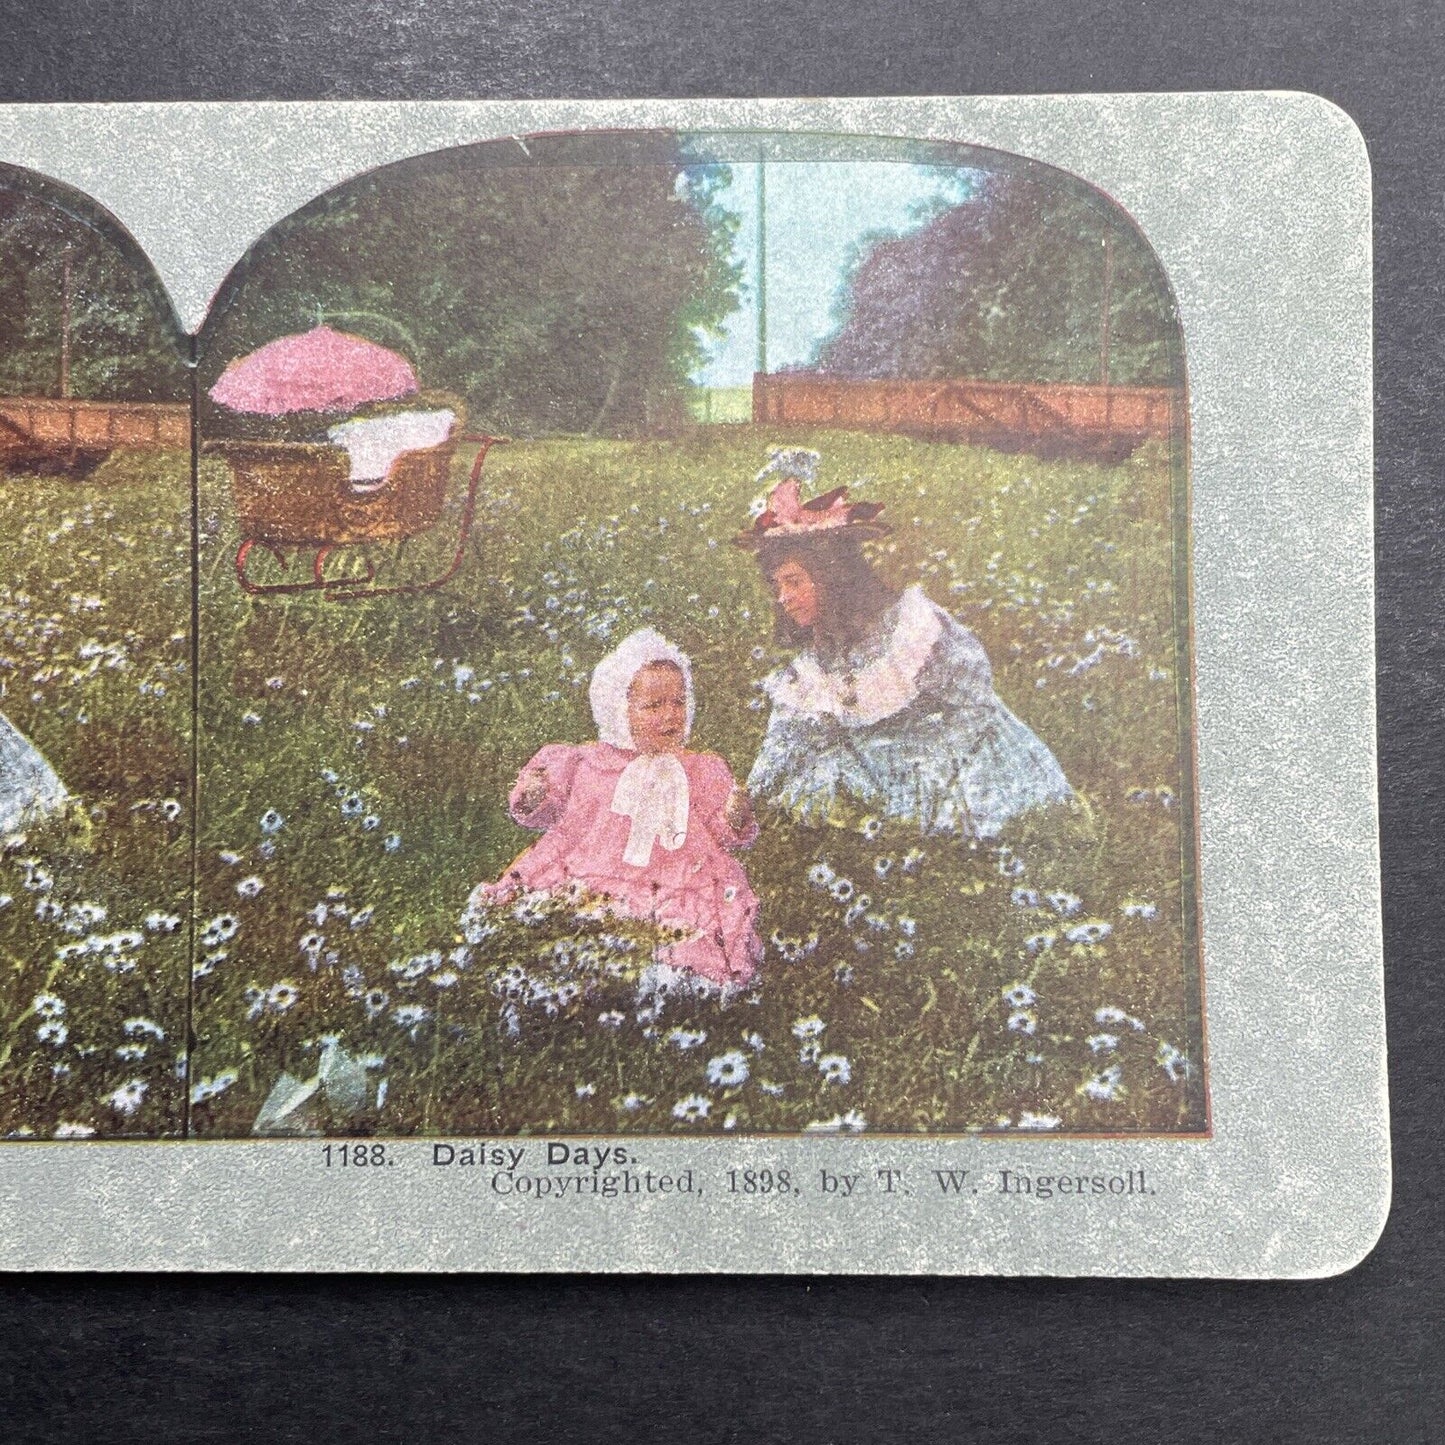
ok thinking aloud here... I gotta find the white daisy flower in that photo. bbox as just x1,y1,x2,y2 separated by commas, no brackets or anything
804,1109,867,1134
665,1027,708,1051
190,1071,238,1105
201,913,239,947
1158,1043,1191,1082
1081,1064,1125,1102
705,1051,750,1088
267,982,300,1012
106,1079,148,1116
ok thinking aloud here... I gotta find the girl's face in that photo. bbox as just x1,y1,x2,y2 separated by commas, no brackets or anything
769,559,820,629
627,662,688,754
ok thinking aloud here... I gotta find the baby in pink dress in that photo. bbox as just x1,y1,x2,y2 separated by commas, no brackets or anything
472,628,763,987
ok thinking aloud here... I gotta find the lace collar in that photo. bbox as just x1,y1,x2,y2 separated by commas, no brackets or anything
763,586,943,726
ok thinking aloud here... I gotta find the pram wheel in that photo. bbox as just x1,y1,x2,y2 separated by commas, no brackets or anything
234,540,381,595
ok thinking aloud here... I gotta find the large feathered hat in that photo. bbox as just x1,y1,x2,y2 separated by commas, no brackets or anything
733,449,888,549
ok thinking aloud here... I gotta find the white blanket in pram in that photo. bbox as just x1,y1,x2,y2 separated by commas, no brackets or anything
327,409,456,489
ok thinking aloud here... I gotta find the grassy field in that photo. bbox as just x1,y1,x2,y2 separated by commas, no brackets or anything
0,450,192,1138
687,387,755,425
0,425,1204,1138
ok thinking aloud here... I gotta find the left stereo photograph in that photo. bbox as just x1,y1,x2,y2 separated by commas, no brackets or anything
0,165,194,1140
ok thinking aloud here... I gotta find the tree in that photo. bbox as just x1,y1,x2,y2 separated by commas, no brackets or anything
0,176,188,402
813,169,1181,387
199,137,743,437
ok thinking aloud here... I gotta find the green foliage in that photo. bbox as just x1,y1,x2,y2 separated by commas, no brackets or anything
0,427,1203,1139
0,178,189,402
199,145,742,439
815,170,1181,387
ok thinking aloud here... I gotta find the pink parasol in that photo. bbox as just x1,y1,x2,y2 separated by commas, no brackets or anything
209,325,418,416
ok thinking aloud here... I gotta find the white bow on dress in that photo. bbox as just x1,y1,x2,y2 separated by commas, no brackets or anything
610,752,690,867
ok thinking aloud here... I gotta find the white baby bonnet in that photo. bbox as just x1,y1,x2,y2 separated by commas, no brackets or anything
588,628,696,868
588,627,694,751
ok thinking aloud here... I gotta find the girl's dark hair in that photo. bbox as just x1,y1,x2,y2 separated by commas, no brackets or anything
757,533,900,660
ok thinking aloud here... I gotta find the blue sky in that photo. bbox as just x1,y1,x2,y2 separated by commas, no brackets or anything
693,161,975,388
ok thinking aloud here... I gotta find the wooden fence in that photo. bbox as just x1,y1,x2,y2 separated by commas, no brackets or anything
752,374,1183,462
0,396,190,475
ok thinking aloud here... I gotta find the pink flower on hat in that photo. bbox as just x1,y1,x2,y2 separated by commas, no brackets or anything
736,475,888,548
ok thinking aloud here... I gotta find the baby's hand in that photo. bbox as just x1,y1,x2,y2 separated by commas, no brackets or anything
516,766,549,814
724,785,755,834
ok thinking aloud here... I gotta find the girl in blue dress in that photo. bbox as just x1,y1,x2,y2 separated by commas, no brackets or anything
0,711,69,835
738,460,1071,838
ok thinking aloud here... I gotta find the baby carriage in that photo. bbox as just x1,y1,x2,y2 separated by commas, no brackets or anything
205,324,507,599
204,410,505,600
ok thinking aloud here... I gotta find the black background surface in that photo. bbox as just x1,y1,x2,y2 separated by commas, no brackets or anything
0,3,1441,1441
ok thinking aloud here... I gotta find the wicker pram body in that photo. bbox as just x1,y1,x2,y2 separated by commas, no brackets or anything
204,406,504,599
215,437,456,546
